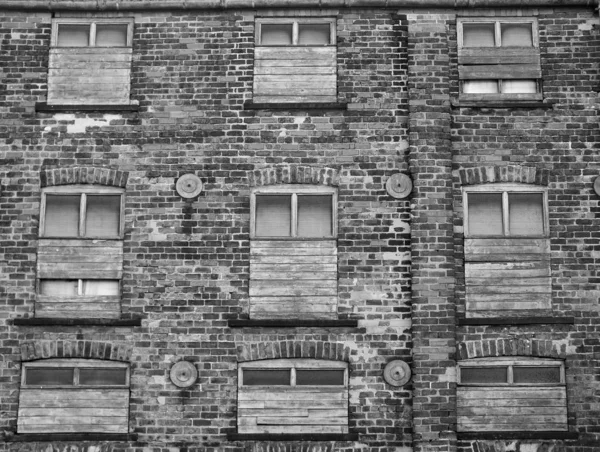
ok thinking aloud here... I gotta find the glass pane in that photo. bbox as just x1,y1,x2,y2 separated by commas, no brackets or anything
467,193,503,236
40,280,79,296
25,368,74,386
501,23,533,47
461,367,508,384
462,23,495,47
298,24,331,45
80,368,127,386
297,195,333,237
57,24,90,47
82,280,119,296
508,193,544,236
255,195,291,237
296,369,345,385
513,366,561,384
463,80,499,94
243,369,291,385
96,24,128,46
85,195,121,237
502,80,537,94
45,195,80,237
261,24,293,45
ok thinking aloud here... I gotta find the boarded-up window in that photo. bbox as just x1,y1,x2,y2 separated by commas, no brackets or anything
457,358,567,432
37,186,124,319
238,359,348,434
250,185,337,319
458,18,541,101
254,18,336,103
463,185,550,315
49,18,134,105
18,359,130,434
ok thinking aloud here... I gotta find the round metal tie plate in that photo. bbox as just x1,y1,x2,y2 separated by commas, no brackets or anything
176,174,203,199
386,173,412,199
170,361,198,388
383,359,411,387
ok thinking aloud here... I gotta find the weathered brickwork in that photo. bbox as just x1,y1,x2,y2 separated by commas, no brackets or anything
0,3,598,452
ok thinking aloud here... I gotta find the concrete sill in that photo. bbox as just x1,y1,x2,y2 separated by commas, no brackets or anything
36,103,139,113
227,433,359,442
244,101,348,110
13,317,142,327
458,432,578,441
458,317,574,326
228,319,359,328
5,433,138,442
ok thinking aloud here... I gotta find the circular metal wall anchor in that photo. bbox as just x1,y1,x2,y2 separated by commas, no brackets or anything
383,360,411,387
169,361,198,388
594,176,600,197
176,174,203,199
385,173,412,199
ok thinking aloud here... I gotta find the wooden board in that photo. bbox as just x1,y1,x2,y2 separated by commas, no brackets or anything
18,388,128,434
238,386,348,434
457,387,567,432
48,48,132,105
459,64,541,80
249,240,337,319
253,47,336,103
465,238,551,313
458,47,541,65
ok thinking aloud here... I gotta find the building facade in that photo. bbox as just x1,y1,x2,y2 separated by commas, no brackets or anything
0,1,598,451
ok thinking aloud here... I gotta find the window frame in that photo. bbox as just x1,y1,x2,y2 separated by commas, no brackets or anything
458,357,565,387
239,359,348,388
51,17,134,48
21,359,130,390
255,17,336,47
457,17,539,50
40,185,125,239
250,185,338,240
38,278,121,297
462,184,549,238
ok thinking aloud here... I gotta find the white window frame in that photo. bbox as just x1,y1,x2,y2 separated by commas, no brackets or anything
51,17,134,48
458,357,565,387
250,185,338,239
462,184,549,238
255,17,336,46
40,185,125,239
239,359,348,387
457,17,539,49
22,359,130,389
38,278,121,296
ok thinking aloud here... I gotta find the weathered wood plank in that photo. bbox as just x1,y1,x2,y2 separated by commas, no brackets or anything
256,417,346,425
466,285,550,294
250,285,337,297
458,47,540,65
253,95,338,103
458,406,567,416
251,255,337,264
457,398,565,408
238,425,346,434
255,66,336,75
256,59,336,68
255,76,336,86
465,261,550,278
251,271,337,280
251,247,336,256
458,388,565,399
255,46,336,60
252,241,336,248
251,263,337,272
465,237,549,251
466,299,551,311
466,276,550,286
459,63,541,79
18,424,126,434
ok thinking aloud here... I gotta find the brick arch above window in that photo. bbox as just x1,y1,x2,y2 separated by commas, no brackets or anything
41,166,129,188
21,340,132,362
249,165,340,187
457,338,568,361
456,165,549,187
237,340,352,363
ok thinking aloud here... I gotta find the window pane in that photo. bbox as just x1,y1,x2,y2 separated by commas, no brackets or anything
82,280,120,296
297,195,333,237
513,366,561,384
45,195,80,237
40,280,79,296
298,24,330,45
80,368,127,386
502,80,537,94
255,195,291,237
96,24,128,46
261,24,293,45
243,369,290,385
85,195,121,237
463,80,499,94
462,23,495,47
508,193,544,236
461,367,508,384
467,193,503,236
57,24,90,47
25,368,74,386
296,369,344,385
501,23,533,47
